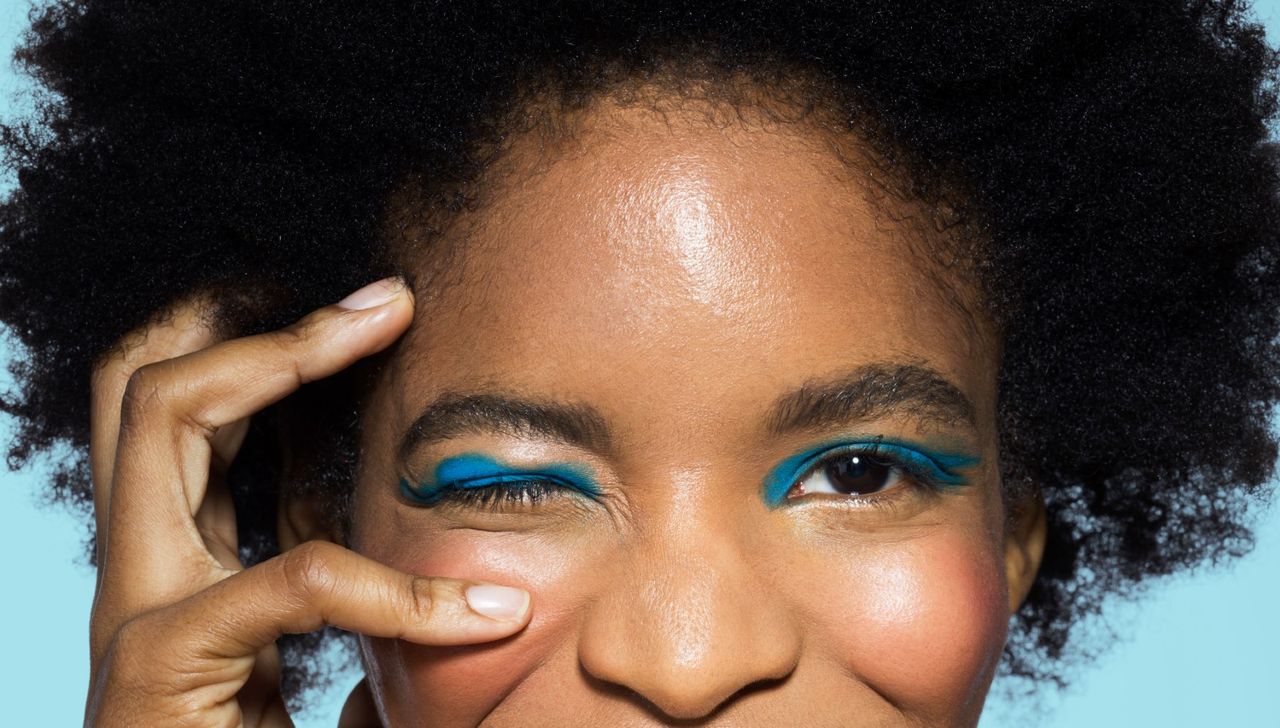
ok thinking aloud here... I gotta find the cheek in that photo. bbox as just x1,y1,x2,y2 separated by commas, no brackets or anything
359,530,604,725
800,531,1008,714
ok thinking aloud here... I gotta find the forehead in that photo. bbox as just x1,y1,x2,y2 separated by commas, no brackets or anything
390,103,995,438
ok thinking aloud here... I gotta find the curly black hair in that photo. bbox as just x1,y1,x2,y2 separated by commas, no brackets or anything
3,0,1280,703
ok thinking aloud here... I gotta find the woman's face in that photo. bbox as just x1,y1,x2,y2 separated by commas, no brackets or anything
339,101,1043,727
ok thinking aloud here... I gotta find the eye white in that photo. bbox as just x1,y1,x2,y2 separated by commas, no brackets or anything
795,455,904,496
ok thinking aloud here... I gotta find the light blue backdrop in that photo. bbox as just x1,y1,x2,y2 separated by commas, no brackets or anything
1,1,1277,725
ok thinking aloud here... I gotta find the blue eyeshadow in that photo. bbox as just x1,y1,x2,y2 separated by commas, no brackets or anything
761,437,980,507
399,451,602,506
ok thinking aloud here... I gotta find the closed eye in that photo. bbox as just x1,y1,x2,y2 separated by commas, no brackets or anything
400,476,574,509
399,452,602,511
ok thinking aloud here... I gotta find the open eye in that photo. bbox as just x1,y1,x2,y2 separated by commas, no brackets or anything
775,439,978,504
789,452,905,498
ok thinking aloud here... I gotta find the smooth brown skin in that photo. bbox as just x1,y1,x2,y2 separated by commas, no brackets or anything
86,98,1046,727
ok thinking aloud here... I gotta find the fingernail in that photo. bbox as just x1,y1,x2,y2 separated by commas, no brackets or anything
336,277,404,310
465,584,530,621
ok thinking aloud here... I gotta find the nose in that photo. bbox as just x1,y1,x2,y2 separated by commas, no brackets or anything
577,498,801,720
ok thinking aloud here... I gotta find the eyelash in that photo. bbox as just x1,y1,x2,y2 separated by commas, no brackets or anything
796,439,968,494
403,438,971,511
425,480,563,510
399,473,594,512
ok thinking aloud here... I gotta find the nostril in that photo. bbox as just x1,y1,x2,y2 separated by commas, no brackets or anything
579,661,794,722
574,527,804,721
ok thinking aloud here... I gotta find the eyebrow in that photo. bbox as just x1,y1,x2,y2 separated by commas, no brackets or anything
397,362,975,460
762,362,976,435
397,392,614,464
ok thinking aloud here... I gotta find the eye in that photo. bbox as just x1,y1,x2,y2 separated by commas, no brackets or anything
401,476,569,510
398,452,602,511
791,452,904,497
772,439,978,505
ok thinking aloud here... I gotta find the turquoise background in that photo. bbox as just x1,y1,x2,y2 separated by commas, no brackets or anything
0,1,1277,725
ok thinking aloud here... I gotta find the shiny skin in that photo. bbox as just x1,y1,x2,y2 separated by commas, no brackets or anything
343,97,1047,727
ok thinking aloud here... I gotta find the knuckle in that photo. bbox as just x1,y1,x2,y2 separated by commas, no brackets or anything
266,322,319,387
410,577,443,624
119,359,217,437
110,613,159,655
277,314,324,348
90,353,132,400
94,613,195,718
119,364,168,424
89,610,119,659
279,541,341,603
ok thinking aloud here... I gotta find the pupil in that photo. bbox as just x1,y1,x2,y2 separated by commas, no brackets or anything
826,455,891,495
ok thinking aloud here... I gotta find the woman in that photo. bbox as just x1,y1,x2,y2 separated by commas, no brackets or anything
2,1,1278,726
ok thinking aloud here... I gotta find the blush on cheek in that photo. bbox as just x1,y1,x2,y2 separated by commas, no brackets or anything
810,534,1008,717
361,532,599,727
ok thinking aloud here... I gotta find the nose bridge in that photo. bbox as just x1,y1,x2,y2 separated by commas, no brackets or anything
577,482,801,720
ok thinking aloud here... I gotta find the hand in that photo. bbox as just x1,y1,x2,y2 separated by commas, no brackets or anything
84,278,532,727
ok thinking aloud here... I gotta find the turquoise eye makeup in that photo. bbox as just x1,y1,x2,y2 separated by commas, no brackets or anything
761,437,980,508
400,452,602,508
402,441,975,511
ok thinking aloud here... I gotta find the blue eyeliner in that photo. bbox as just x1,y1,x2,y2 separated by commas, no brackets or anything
399,452,602,506
761,437,980,508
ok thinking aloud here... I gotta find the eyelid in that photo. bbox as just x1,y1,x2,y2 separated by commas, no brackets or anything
440,472,584,491
399,452,603,507
763,436,980,507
